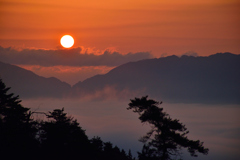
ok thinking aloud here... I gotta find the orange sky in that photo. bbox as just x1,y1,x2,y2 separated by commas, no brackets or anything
1,0,239,56
1,2,239,158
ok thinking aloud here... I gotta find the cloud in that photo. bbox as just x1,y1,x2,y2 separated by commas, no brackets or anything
181,51,198,57
0,46,153,67
73,85,147,101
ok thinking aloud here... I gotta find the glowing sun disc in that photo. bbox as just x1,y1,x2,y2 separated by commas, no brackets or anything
60,35,74,48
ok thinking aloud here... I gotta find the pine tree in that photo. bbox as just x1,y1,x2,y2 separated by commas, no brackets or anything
127,96,209,160
40,108,90,159
0,79,38,158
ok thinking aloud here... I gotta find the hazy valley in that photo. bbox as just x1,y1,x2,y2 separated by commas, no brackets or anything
1,52,240,159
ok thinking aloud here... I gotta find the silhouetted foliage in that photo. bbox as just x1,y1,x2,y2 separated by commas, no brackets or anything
0,79,135,160
128,96,209,160
128,149,135,160
0,79,38,159
39,108,90,159
102,141,133,160
90,136,105,158
138,145,159,160
89,136,133,160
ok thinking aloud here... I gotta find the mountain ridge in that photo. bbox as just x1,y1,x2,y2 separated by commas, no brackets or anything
0,61,71,98
72,52,240,104
0,52,239,104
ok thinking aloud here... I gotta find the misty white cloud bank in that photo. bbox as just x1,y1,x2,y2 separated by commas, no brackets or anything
0,46,153,67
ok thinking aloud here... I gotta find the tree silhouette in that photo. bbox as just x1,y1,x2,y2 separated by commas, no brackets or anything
0,79,38,159
37,108,135,159
127,96,209,160
128,149,135,160
0,79,135,159
40,108,90,159
36,108,135,160
90,136,105,159
90,136,134,160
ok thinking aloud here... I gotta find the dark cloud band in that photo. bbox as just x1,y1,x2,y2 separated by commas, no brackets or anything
0,46,153,66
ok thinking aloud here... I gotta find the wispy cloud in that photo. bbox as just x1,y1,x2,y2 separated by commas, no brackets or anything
0,46,153,67
182,51,198,57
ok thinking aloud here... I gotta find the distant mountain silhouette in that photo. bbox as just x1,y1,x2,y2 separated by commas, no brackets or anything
0,61,71,98
72,53,240,104
1,53,239,104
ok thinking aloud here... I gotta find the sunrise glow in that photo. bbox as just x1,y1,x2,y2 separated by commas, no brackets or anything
1,0,239,159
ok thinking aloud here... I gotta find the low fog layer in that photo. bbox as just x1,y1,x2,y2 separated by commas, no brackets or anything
21,98,240,160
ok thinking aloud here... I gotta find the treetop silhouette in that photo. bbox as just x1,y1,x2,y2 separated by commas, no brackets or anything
127,96,209,160
0,78,38,159
0,78,135,160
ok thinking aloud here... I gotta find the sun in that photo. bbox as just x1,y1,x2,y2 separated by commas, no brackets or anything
60,35,74,48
